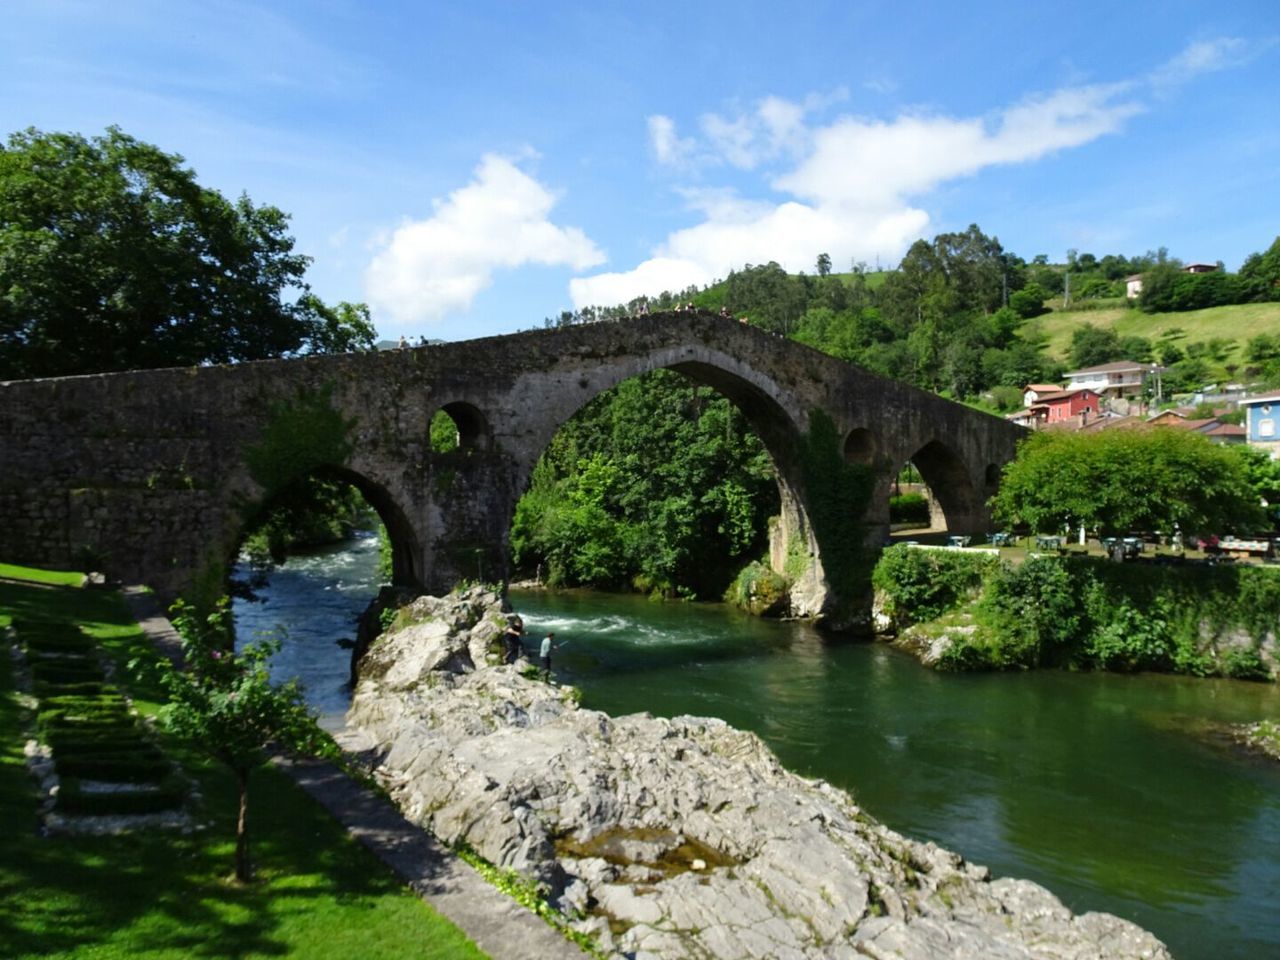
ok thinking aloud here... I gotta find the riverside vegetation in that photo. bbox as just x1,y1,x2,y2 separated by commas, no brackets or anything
0,564,487,959
871,545,1278,681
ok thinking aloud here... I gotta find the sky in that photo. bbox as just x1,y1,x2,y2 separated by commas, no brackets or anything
4,0,1279,343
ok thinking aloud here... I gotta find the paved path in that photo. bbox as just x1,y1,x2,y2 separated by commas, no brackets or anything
122,588,591,960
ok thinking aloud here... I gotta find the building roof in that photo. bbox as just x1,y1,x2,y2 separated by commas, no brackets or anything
1033,388,1098,403
1183,263,1218,271
1125,273,1144,282
1240,393,1280,407
1064,360,1149,377
1203,423,1246,437
1080,415,1145,432
1022,383,1063,393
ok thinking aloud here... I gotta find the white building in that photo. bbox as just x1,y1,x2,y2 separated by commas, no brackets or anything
1062,360,1150,399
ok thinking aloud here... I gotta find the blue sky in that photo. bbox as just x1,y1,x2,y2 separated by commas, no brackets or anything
5,1,1278,342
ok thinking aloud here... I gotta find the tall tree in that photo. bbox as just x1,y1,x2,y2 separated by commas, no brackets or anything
0,126,373,379
991,428,1265,537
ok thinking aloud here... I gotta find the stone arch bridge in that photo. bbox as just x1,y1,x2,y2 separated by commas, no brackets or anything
0,312,1022,623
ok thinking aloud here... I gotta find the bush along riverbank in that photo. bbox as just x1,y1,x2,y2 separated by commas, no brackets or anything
346,584,1172,960
871,545,1279,681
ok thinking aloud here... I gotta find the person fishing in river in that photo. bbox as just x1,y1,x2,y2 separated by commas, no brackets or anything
539,632,565,681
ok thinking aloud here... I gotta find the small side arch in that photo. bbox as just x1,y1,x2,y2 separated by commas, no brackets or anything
844,427,877,466
431,401,492,451
899,439,988,534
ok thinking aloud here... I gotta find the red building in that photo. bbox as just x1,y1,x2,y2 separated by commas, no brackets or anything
1031,388,1101,425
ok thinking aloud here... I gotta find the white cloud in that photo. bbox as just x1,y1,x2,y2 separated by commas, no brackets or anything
1149,37,1249,88
570,83,1142,308
700,111,759,169
648,115,694,166
365,154,604,325
570,257,711,309
775,84,1140,206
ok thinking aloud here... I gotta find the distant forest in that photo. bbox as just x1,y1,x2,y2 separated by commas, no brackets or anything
507,227,1280,598
542,226,1280,410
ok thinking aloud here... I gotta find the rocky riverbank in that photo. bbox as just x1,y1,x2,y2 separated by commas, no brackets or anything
346,587,1172,960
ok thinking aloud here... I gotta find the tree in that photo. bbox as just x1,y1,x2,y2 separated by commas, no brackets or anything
156,599,323,883
1239,236,1280,302
990,428,1265,537
0,126,373,379
1068,324,1124,368
1008,282,1049,319
815,252,832,277
1234,445,1280,527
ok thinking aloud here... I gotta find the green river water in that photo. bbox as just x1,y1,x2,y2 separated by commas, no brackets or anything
234,539,1280,960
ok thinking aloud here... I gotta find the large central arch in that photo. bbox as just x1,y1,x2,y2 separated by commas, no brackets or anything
487,347,826,612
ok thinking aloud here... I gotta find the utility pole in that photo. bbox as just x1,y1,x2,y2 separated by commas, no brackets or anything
1063,269,1071,308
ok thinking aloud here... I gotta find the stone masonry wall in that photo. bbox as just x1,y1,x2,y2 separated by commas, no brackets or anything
0,312,1023,607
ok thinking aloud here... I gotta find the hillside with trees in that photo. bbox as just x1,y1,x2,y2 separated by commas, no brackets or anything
511,227,1280,599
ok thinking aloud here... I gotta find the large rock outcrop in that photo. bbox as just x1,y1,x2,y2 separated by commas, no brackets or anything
347,588,1171,960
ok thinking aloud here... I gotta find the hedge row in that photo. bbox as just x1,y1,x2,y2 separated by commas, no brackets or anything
15,617,187,816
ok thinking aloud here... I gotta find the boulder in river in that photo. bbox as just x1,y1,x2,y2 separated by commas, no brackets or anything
347,586,1172,960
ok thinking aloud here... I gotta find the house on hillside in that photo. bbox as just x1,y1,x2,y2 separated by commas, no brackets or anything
1124,263,1219,298
1144,408,1246,444
1022,383,1064,407
1063,360,1149,399
1241,393,1280,458
1200,422,1246,445
1031,388,1101,426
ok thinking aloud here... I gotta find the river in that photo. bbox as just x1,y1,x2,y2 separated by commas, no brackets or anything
234,537,1280,960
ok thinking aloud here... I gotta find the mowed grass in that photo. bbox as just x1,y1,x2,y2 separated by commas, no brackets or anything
1033,301,1280,364
0,562,86,586
0,573,488,960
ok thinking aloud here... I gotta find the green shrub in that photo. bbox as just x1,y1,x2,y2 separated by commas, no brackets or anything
724,560,789,616
1221,647,1272,681
935,636,995,671
53,749,171,783
888,492,930,525
1082,600,1173,672
872,545,996,624
979,557,1084,667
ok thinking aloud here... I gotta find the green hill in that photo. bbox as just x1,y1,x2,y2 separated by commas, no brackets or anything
1034,301,1280,366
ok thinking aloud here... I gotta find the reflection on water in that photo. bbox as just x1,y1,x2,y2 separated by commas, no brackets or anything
512,588,1280,960
224,543,1280,960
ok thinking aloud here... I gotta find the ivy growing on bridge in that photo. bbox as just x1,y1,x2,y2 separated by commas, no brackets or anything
795,409,878,621
243,386,355,503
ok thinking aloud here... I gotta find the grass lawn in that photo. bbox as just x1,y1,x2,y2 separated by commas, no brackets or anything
0,574,489,960
0,562,86,586
1033,300,1280,365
